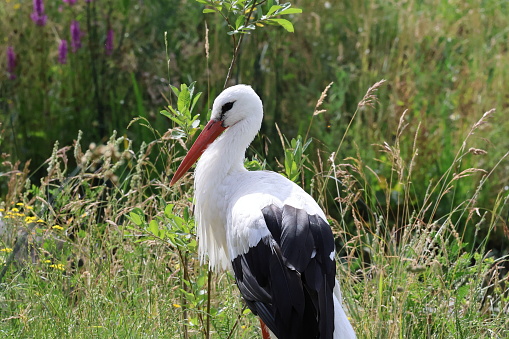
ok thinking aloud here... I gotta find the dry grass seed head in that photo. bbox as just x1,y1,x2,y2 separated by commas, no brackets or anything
452,168,488,181
313,82,333,116
374,141,405,181
468,147,488,155
358,79,387,108
335,164,362,202
396,109,409,138
471,108,495,132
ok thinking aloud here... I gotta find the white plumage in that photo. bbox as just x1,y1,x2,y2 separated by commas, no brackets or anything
171,85,356,339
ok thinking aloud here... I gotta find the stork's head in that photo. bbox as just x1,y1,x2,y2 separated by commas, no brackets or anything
170,84,263,186
210,84,263,128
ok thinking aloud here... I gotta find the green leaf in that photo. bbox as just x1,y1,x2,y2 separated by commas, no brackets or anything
179,288,195,301
266,5,282,16
196,274,207,287
170,84,180,98
244,158,263,171
235,15,245,29
129,209,144,226
284,150,293,176
160,110,171,119
173,237,186,247
183,206,189,222
188,81,196,96
269,18,294,32
177,86,191,114
187,238,197,251
190,92,202,113
164,204,175,218
278,8,302,15
171,215,184,228
149,219,160,237
291,137,297,149
168,116,185,126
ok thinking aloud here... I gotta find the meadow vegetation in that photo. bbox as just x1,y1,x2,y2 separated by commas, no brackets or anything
1,0,508,338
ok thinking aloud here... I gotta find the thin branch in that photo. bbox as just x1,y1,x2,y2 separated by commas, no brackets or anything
224,0,258,88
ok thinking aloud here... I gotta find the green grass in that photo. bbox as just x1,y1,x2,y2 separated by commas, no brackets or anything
1,0,509,338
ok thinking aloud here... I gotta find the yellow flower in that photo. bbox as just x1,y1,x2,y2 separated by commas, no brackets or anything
49,264,65,271
43,260,51,263
11,208,19,212
16,203,24,206
25,216,37,223
16,173,22,176
172,304,181,308
0,248,13,253
36,219,44,223
26,206,33,210
0,208,4,212
52,225,64,230
13,3,20,9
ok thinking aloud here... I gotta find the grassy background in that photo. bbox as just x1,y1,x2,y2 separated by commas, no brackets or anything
1,0,508,337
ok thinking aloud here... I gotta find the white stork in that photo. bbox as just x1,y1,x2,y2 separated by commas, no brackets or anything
170,85,356,339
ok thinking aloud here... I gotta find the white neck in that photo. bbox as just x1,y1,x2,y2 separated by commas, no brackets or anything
193,118,261,271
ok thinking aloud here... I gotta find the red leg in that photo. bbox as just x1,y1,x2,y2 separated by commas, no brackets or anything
259,318,271,339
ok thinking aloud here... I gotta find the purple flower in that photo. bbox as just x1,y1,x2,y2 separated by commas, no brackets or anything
58,40,68,64
105,29,114,56
30,0,48,26
62,0,77,5
7,46,16,80
70,20,82,53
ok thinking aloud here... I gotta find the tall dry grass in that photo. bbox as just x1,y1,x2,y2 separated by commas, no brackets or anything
313,81,509,338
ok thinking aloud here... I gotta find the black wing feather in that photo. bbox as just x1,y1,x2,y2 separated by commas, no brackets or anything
280,206,315,272
231,204,336,339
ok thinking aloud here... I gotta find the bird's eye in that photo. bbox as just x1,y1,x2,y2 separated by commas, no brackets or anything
221,101,235,115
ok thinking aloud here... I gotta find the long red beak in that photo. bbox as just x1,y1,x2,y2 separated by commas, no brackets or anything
170,119,227,186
